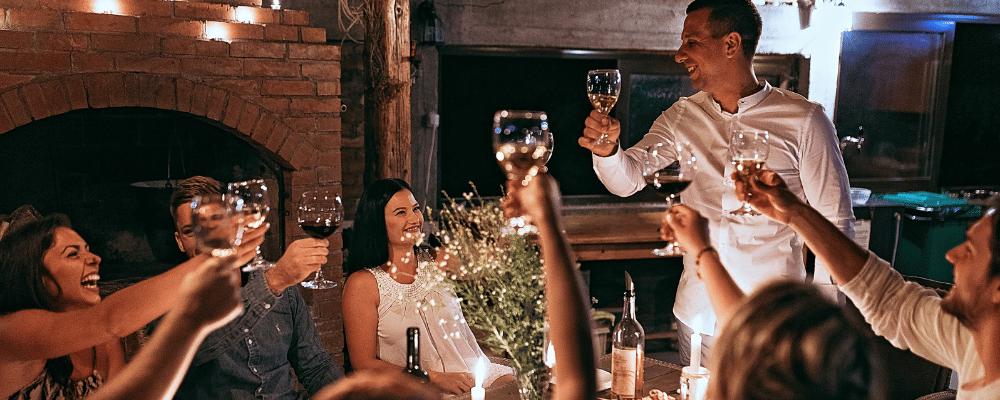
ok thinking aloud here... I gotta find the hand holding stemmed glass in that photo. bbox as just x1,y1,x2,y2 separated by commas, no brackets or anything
729,130,769,216
298,189,343,289
586,69,621,146
493,110,553,235
643,141,698,256
227,179,273,272
190,194,244,260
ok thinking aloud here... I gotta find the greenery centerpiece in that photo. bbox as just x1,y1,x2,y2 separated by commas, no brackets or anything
426,190,548,400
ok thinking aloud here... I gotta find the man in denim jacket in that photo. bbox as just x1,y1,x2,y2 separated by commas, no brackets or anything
168,176,343,399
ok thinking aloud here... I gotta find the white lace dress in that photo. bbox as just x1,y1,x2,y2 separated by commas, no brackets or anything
368,264,512,387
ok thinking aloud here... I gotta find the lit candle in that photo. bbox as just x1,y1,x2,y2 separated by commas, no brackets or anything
689,314,703,369
472,356,486,400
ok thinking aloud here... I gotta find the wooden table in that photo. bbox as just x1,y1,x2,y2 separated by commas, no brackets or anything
462,355,683,400
561,206,675,261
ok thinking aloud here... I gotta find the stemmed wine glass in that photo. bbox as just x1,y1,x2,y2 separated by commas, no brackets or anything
586,69,621,146
227,179,272,272
190,194,243,260
493,110,553,235
298,189,343,289
643,141,698,256
729,130,769,216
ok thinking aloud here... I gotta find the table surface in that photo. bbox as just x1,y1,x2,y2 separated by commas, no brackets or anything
561,209,676,261
460,354,683,400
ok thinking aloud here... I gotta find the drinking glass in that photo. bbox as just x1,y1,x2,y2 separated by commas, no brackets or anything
729,130,769,216
586,69,621,146
643,141,697,256
493,110,553,235
227,179,273,271
190,194,242,260
298,189,343,289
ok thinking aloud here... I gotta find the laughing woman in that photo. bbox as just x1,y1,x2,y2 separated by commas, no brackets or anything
0,214,262,399
342,179,514,396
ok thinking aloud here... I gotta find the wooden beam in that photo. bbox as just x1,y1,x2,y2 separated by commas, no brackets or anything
363,0,411,184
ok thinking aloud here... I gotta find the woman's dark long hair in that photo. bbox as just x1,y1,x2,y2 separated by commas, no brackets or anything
0,214,76,385
0,214,72,315
345,178,413,275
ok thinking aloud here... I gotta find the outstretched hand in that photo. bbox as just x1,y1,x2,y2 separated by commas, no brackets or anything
176,256,243,333
660,204,711,254
235,223,268,267
269,238,331,291
578,109,621,157
502,173,562,228
732,169,804,224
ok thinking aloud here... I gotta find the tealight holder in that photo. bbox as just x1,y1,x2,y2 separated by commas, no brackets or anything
679,366,710,400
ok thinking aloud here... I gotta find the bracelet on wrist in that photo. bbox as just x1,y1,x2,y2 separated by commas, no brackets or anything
694,246,717,267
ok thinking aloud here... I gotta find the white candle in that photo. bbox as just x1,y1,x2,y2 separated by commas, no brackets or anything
690,314,703,369
472,356,486,400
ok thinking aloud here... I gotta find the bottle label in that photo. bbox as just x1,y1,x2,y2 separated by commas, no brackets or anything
611,347,639,397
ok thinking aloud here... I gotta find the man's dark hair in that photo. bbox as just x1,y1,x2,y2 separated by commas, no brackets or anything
687,0,762,60
169,176,224,222
345,178,413,275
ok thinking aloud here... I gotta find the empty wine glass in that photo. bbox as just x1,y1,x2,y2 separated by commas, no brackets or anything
227,179,273,272
643,141,697,256
729,130,769,216
299,189,343,289
493,110,553,235
190,194,243,260
587,69,621,146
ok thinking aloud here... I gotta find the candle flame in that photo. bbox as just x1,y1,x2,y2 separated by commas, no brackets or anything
475,356,486,388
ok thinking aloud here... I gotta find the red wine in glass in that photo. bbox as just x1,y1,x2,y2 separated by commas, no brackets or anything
300,221,340,239
299,190,343,289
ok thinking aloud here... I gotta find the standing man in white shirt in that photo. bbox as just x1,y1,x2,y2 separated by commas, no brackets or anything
578,0,855,366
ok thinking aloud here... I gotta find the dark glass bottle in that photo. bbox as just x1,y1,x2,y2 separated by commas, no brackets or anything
611,272,644,399
403,327,430,382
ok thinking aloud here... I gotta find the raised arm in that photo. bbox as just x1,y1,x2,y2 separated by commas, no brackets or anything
737,169,869,285
660,205,744,324
504,175,597,400
0,225,264,362
88,256,243,400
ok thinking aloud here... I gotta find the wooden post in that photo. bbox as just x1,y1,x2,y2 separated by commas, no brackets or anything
363,0,411,184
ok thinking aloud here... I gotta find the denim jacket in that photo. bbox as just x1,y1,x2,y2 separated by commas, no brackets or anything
173,270,344,399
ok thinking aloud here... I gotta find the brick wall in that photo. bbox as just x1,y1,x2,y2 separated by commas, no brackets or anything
0,0,345,364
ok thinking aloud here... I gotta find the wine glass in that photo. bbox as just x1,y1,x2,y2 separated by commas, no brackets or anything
298,189,343,289
493,110,553,235
586,69,621,146
729,130,769,216
190,194,243,260
643,141,697,256
227,179,273,272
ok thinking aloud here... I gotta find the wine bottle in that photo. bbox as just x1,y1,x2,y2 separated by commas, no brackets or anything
403,327,430,382
611,272,644,399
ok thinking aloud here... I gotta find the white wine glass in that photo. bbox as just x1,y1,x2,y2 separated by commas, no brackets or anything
644,142,697,256
493,110,553,235
190,194,243,260
587,69,621,146
729,130,769,216
298,189,343,289
227,179,273,272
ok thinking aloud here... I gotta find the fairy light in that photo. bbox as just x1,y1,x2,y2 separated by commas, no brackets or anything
234,7,257,24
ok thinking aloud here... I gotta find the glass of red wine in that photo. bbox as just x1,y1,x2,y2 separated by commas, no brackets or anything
298,189,343,289
643,141,698,256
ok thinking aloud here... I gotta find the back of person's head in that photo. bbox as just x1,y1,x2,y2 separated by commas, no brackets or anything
345,178,412,275
0,214,72,315
710,280,883,400
987,195,1000,278
686,0,761,60
169,176,224,221
312,370,440,400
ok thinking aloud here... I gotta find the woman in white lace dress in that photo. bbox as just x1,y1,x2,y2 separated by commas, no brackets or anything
342,179,514,396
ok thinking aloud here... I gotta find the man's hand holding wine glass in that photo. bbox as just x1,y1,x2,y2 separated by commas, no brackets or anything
266,238,331,295
580,109,621,157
